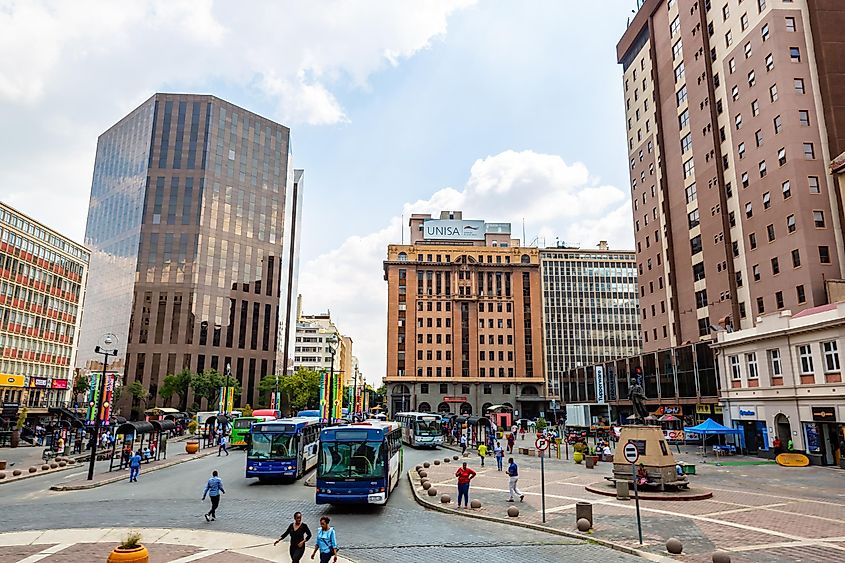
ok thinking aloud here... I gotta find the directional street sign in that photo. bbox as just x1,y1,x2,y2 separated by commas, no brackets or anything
535,436,550,451
623,441,640,464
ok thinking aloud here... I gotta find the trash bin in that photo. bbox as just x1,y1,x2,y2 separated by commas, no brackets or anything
576,502,593,525
683,464,696,475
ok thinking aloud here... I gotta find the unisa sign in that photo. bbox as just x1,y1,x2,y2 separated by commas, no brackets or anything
422,219,485,241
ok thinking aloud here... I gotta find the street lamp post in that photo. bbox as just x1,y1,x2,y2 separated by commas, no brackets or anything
222,363,232,416
327,336,337,424
88,334,118,481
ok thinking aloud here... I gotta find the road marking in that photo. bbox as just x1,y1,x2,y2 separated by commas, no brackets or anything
729,540,845,554
167,549,225,562
702,502,793,517
16,543,73,562
63,472,85,480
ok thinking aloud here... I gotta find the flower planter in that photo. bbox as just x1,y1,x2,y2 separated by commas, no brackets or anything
107,545,149,563
185,441,199,454
573,451,584,464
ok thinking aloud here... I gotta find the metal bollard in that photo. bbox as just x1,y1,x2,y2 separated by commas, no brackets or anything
575,501,593,526
616,479,630,500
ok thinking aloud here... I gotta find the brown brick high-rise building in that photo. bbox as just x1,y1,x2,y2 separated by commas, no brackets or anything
384,211,545,419
618,0,845,353
77,94,290,414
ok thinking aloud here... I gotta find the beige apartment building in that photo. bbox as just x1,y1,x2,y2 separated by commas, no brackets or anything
384,212,545,419
712,302,845,466
618,0,845,353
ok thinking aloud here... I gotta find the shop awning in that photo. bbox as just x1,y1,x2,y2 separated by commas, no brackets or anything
684,418,741,435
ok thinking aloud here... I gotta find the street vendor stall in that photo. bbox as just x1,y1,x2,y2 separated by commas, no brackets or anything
684,418,742,456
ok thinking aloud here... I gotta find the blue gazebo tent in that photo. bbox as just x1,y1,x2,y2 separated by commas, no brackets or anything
684,418,742,456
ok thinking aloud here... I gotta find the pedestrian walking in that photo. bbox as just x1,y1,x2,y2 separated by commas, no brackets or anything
129,450,142,482
459,433,467,456
477,442,488,467
455,461,477,508
274,511,312,563
506,432,515,454
506,457,524,502
494,441,504,471
311,516,338,563
202,470,225,521
218,434,229,456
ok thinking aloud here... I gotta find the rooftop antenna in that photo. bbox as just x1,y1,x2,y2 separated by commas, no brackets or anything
522,218,526,246
401,213,404,244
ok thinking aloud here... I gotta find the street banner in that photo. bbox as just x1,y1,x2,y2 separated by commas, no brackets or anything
269,390,281,411
86,373,99,425
355,386,363,415
595,366,606,404
101,374,114,425
319,371,330,422
217,386,235,414
363,387,369,413
333,373,343,421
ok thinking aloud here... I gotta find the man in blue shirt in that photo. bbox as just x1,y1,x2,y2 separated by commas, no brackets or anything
128,450,142,482
202,470,225,521
506,457,524,502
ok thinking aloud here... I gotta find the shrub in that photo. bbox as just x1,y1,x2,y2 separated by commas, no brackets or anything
120,531,142,549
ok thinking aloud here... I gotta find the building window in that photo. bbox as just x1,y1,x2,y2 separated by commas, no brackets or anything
730,355,741,380
796,284,806,303
762,192,771,209
749,233,757,249
767,349,783,377
751,99,760,116
765,53,774,72
759,160,767,178
798,344,814,375
814,210,826,228
808,176,820,194
738,142,746,159
822,341,840,373
757,0,766,12
420,383,429,394
675,62,685,82
742,172,749,188
790,47,801,62
791,249,801,267
769,84,778,102
673,39,683,59
755,129,764,146
744,42,752,59
761,23,770,41
757,296,765,313
483,384,492,395
803,143,815,160
787,214,796,233
773,115,783,134
681,133,693,154
670,15,680,36
753,264,761,281
819,246,831,264
677,85,688,106
799,110,810,126
729,58,736,74
735,113,743,130
745,202,753,218
767,224,776,242
683,158,695,179
778,147,786,166
690,235,703,255
785,17,796,32
794,78,805,94
781,181,791,199
679,109,690,129
693,261,706,281
746,353,759,378
748,70,756,87
461,384,470,394
688,208,700,228
440,383,448,394
731,85,740,101
685,183,697,203
771,257,780,275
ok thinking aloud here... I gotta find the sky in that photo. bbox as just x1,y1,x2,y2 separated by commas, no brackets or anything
0,0,636,387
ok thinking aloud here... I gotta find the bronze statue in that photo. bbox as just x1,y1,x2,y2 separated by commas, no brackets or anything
628,381,648,421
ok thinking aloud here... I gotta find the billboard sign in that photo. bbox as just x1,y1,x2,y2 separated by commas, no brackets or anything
422,219,485,241
595,366,606,404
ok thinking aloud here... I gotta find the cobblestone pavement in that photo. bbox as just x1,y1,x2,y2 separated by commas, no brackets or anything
0,447,639,563
420,446,845,562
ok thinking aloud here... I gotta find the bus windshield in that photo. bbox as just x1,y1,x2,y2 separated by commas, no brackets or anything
319,440,384,479
414,419,440,436
248,432,297,459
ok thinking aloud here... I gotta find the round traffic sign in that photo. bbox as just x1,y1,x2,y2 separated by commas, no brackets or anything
623,441,639,464
535,436,550,451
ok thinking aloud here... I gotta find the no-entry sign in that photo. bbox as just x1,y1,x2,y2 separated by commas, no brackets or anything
623,441,640,464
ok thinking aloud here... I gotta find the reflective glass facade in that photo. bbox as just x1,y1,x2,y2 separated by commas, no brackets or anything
78,94,289,411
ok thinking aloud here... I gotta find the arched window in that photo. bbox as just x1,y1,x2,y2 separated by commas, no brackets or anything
398,252,407,261
521,385,538,396
418,402,432,413
459,402,473,415
520,254,530,264
437,402,451,413
481,402,493,414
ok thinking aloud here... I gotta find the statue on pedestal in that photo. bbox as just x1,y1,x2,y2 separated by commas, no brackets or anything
628,381,648,422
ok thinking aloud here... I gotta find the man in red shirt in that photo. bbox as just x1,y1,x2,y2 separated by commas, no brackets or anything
455,462,477,508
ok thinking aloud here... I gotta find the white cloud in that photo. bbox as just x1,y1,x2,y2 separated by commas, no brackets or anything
0,0,475,239
299,149,633,386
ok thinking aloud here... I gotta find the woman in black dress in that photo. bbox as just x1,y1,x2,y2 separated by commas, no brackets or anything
274,511,312,562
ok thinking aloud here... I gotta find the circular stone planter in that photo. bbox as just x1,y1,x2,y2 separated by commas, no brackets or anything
470,499,481,509
427,488,438,497
185,441,200,454
422,482,432,490
507,506,519,517
712,552,731,563
577,518,591,532
107,544,149,563
440,494,451,504
666,538,683,555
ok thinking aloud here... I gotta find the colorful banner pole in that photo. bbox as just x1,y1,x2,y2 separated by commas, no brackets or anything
319,371,330,423
86,373,99,425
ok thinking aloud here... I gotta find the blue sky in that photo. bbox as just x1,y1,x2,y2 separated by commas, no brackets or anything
0,1,636,384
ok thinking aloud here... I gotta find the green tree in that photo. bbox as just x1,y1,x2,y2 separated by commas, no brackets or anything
160,369,194,411
260,369,321,414
191,368,224,409
241,404,253,417
72,374,90,403
128,381,149,409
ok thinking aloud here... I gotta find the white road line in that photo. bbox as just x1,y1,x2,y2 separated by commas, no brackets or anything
701,502,793,517
16,543,73,562
166,549,224,562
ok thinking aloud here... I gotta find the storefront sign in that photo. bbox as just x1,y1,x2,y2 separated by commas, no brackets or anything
30,377,49,388
2,402,20,416
51,379,69,389
695,404,711,414
1,374,25,387
811,407,836,422
713,405,723,414
595,366,606,404
738,407,756,418
443,396,467,403
422,219,485,241
663,429,685,441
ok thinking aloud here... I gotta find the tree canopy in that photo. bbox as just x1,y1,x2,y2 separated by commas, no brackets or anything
160,368,194,410
260,369,321,414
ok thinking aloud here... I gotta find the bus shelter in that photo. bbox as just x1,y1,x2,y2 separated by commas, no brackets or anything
202,415,232,448
149,419,175,461
109,421,155,472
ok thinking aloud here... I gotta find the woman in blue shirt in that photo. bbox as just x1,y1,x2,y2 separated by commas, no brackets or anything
310,516,337,563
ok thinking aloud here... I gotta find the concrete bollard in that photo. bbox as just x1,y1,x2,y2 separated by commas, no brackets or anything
0,472,5,479
428,488,438,496
434,460,441,465
50,462,58,469
616,479,630,500
507,506,519,517
422,482,432,490
41,464,50,471
423,462,431,468
58,461,67,467
575,502,593,527
67,459,75,464
712,551,731,563
577,518,591,532
444,458,451,463
453,455,459,461
28,467,37,473
419,470,428,478
666,538,683,555
13,469,23,476
440,494,451,503
415,465,422,471
470,499,481,509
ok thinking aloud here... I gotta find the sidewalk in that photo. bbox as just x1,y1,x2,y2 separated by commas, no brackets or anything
413,447,845,562
50,447,218,491
0,528,356,562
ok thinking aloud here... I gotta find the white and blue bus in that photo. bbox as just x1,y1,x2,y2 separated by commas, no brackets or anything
394,412,443,448
246,418,322,480
315,421,403,505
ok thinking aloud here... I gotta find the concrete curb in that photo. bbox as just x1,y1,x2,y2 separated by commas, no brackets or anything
406,469,673,562
49,449,218,491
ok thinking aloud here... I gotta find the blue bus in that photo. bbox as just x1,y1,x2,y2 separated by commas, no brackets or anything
246,418,322,480
315,421,403,505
